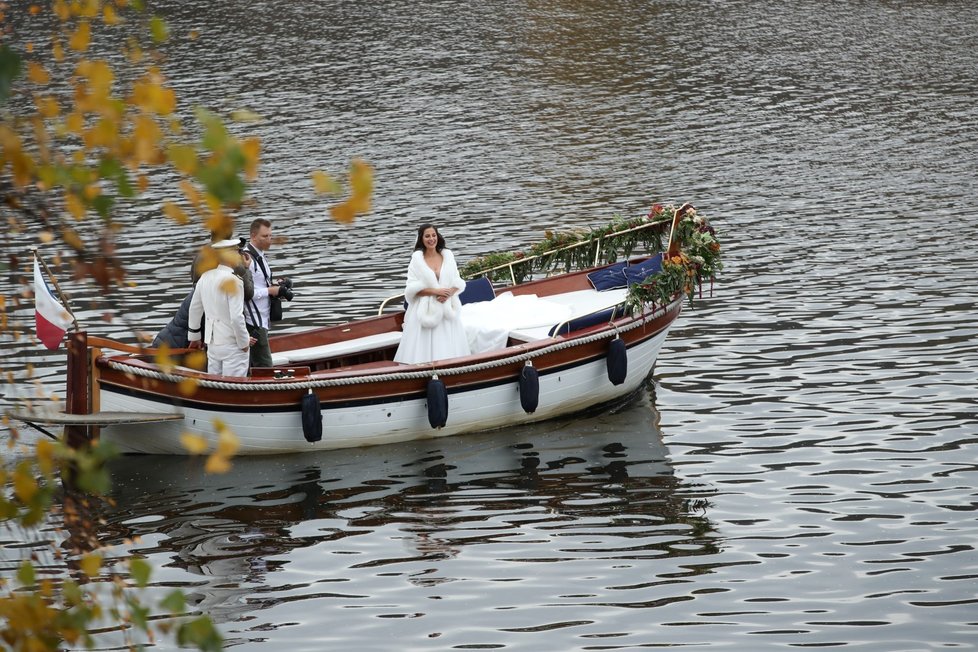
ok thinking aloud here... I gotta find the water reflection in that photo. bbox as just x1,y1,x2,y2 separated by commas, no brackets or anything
83,390,717,627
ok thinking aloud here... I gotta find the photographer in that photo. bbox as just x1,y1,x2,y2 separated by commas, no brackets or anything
244,218,293,368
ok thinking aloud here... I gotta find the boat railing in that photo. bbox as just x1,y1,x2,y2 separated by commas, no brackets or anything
466,218,670,286
378,216,673,315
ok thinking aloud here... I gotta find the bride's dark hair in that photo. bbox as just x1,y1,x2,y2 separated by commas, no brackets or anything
413,224,446,252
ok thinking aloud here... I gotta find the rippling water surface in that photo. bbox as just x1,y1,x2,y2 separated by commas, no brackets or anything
3,0,977,649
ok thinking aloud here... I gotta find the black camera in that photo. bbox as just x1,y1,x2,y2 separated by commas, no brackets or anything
276,277,294,301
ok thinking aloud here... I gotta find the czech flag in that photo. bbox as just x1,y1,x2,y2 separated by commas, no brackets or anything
34,257,73,350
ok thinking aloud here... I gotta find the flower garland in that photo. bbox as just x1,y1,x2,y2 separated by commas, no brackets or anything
625,204,722,311
458,202,721,310
459,209,672,283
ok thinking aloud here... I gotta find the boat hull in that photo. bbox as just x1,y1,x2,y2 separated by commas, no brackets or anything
96,308,678,454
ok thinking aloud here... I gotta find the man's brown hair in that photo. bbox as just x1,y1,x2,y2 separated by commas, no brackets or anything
250,217,272,235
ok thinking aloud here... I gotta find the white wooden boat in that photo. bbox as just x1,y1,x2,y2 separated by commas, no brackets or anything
10,204,720,455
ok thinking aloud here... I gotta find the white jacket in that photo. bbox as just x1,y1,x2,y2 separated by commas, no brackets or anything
403,249,466,328
188,264,250,349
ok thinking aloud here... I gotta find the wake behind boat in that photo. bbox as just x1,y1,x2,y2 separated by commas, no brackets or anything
10,203,721,454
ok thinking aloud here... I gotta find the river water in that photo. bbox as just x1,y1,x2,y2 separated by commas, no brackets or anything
2,0,977,650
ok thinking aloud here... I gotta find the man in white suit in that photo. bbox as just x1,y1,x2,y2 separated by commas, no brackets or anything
188,239,255,376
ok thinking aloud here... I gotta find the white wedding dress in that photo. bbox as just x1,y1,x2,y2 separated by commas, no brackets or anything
393,249,472,364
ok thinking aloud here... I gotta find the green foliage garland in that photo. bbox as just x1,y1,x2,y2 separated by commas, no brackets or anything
459,207,671,282
625,205,722,311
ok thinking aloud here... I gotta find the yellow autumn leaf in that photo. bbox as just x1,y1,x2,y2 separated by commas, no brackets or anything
311,170,340,195
69,21,91,52
53,39,65,62
349,194,371,214
205,210,232,239
185,350,207,369
79,552,102,578
215,428,239,458
230,109,263,123
36,439,55,475
153,344,174,373
27,62,50,85
241,137,260,180
13,466,38,503
78,59,114,96
63,229,84,251
64,192,86,220
162,200,189,225
349,158,374,198
167,143,198,175
177,377,199,395
39,231,55,243
85,116,118,149
330,200,356,224
218,277,239,295
180,179,203,211
82,183,101,201
204,454,231,474
133,73,176,115
179,433,209,455
53,0,69,21
125,37,143,64
132,114,162,163
103,3,119,24
77,0,99,18
65,112,85,135
35,94,61,118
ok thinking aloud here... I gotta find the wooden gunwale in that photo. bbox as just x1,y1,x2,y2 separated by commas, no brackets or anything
95,300,681,410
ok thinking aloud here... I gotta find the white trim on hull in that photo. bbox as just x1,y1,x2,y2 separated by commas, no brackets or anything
98,329,672,454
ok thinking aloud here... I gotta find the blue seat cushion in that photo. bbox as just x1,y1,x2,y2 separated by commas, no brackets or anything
459,276,495,305
548,306,623,337
623,254,663,285
586,262,628,291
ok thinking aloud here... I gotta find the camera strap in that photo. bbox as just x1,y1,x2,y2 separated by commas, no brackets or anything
247,243,272,287
245,243,278,327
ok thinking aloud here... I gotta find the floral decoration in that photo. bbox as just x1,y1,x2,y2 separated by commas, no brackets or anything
625,205,722,311
459,202,721,310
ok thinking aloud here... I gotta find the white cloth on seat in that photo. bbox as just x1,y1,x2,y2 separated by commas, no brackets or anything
394,249,471,364
461,292,573,353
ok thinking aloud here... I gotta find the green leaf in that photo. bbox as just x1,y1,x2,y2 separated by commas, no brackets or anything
16,560,36,587
194,107,230,152
63,579,83,606
177,616,223,652
149,16,169,43
160,589,187,614
92,194,114,220
98,157,135,198
127,598,151,631
0,44,23,104
130,557,152,588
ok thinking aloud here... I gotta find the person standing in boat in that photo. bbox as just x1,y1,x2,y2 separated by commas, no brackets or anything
152,238,254,349
243,217,283,369
188,239,255,376
393,224,471,364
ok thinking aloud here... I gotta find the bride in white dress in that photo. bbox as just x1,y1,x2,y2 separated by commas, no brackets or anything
393,224,472,364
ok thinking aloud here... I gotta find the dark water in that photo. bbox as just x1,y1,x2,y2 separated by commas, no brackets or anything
3,0,978,649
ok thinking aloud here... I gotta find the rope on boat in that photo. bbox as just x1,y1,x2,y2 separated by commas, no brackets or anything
105,304,673,392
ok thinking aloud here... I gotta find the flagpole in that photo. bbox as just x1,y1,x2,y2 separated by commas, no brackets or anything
31,246,80,331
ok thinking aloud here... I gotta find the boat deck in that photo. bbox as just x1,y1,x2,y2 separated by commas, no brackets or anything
262,286,630,373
